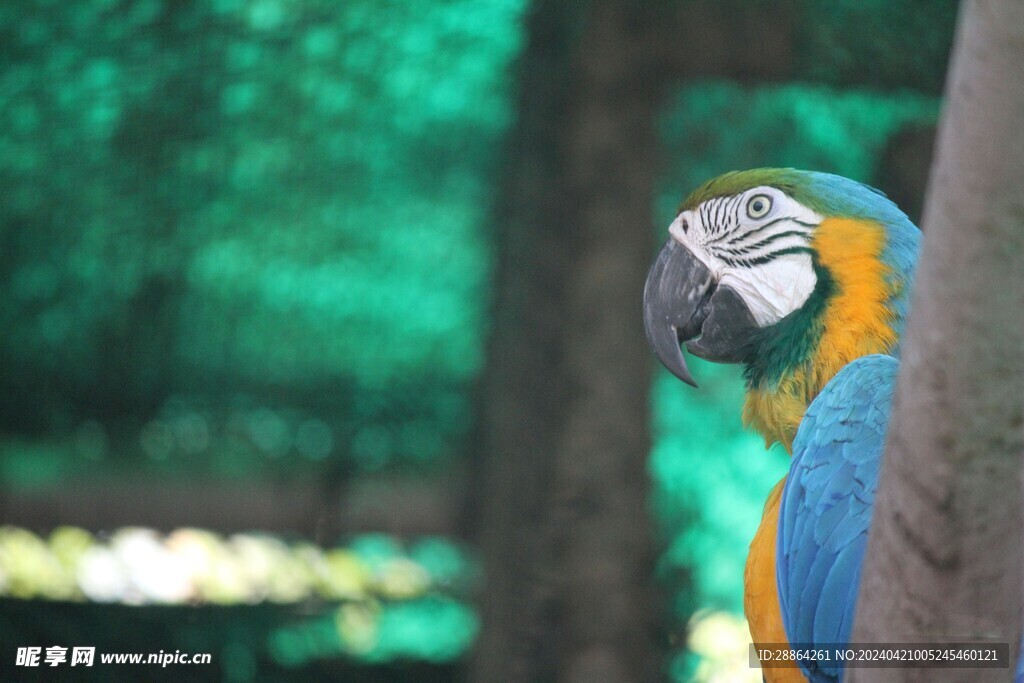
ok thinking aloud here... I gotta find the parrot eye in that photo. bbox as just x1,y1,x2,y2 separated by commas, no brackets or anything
746,194,773,219
680,217,690,234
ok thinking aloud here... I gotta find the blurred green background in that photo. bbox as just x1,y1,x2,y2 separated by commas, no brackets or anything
0,0,955,681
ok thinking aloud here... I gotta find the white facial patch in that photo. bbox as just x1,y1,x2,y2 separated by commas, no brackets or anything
667,186,823,327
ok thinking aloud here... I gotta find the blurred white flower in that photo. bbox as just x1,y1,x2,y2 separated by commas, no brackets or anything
111,528,192,604
77,547,127,602
688,610,761,683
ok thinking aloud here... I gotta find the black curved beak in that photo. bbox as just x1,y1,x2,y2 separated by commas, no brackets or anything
642,239,715,387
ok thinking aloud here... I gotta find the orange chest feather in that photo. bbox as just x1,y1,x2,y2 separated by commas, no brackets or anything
745,477,807,682
742,217,898,451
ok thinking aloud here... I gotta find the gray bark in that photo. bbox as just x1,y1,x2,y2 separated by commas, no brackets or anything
468,3,662,680
467,3,798,681
850,2,1024,681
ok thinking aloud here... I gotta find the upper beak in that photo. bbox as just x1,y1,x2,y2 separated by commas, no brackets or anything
642,239,715,387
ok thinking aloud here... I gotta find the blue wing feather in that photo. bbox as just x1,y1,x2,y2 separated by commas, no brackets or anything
776,354,899,683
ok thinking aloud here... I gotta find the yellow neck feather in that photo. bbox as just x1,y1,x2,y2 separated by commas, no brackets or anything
742,217,898,452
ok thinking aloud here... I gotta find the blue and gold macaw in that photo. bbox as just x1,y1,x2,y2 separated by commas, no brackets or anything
642,168,919,682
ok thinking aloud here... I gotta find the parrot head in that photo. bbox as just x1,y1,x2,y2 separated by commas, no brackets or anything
644,168,920,447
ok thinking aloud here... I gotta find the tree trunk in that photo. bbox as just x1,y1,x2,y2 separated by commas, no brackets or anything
467,2,661,680
467,2,797,682
851,2,1024,681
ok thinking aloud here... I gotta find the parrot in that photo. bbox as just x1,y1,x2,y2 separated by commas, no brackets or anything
642,168,920,682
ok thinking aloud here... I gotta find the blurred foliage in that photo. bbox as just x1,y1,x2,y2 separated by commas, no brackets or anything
0,0,526,478
270,597,477,666
796,0,959,93
657,82,940,226
0,599,462,682
650,359,786,617
0,526,478,673
0,1,523,676
0,526,476,607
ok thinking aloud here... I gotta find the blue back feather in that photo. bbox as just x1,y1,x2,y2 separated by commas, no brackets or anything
776,355,899,682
